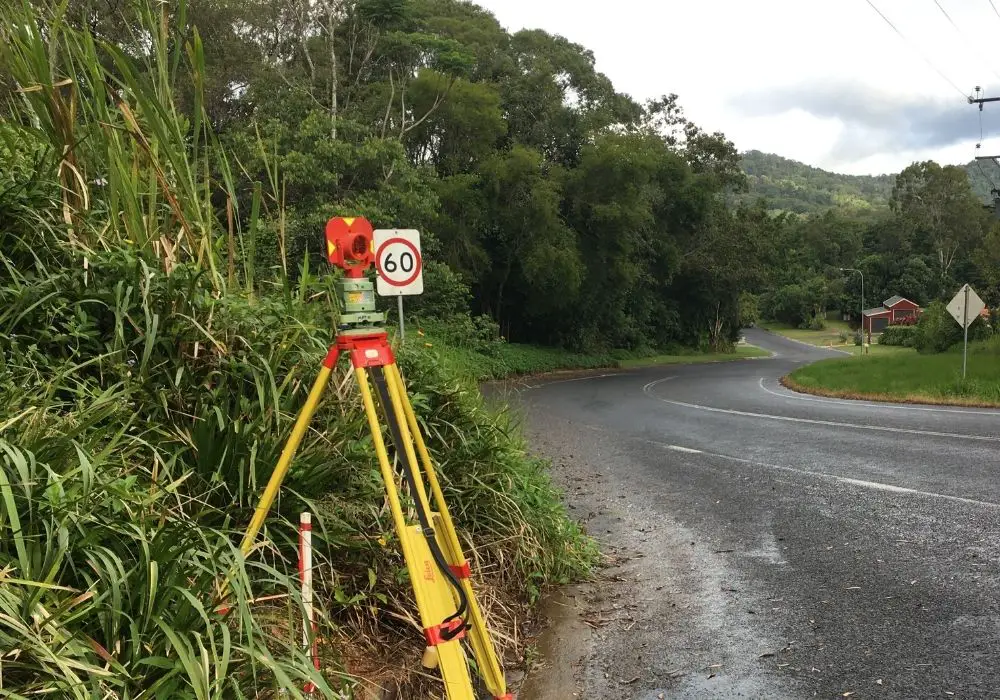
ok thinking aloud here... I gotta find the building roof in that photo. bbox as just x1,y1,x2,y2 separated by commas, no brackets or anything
863,307,892,317
883,295,913,307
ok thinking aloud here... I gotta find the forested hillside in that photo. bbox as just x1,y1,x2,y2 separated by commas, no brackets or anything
741,149,1000,215
740,150,894,215
965,157,1000,202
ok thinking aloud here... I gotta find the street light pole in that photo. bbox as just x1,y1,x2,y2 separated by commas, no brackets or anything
840,267,864,354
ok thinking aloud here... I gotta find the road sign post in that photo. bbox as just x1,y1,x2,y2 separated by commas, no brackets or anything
397,294,405,342
963,285,969,379
373,229,424,344
946,283,985,379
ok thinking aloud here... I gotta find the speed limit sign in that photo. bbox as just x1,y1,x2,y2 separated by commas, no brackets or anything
373,229,423,296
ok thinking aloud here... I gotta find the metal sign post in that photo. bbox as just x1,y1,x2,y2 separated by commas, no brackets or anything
963,285,969,379
947,283,985,379
397,294,405,342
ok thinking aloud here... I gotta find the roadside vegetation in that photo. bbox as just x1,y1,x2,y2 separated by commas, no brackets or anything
786,337,1000,406
422,323,770,381
785,303,1000,406
759,318,855,349
0,4,598,696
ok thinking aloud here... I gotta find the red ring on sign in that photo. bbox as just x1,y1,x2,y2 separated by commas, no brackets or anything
375,237,422,287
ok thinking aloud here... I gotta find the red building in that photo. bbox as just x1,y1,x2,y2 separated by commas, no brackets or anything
862,295,922,334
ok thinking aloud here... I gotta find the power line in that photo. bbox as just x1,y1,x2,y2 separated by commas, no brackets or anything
932,0,1000,83
864,0,969,98
989,0,1000,22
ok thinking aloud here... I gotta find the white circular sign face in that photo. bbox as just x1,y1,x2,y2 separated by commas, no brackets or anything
373,229,424,296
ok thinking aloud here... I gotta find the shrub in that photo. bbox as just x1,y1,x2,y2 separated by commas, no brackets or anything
837,330,850,344
879,325,917,346
913,301,962,353
804,314,826,331
762,284,812,326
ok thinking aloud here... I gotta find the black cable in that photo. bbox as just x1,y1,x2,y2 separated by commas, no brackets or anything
370,366,469,639
932,0,1000,83
865,0,969,98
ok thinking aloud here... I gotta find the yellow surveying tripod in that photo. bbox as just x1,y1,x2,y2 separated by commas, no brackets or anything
239,217,512,700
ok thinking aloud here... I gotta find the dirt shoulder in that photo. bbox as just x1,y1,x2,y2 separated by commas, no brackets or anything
514,403,784,700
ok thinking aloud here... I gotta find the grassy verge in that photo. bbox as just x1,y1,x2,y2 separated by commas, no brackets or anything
785,337,1000,406
421,333,770,381
838,344,915,357
618,344,770,368
759,320,916,358
759,319,854,348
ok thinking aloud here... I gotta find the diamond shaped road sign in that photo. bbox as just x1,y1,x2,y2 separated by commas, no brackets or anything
947,284,985,329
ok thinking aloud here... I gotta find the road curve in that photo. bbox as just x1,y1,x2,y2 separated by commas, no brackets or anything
516,328,1000,698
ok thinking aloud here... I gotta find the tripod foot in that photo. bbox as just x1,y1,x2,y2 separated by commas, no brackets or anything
422,645,440,669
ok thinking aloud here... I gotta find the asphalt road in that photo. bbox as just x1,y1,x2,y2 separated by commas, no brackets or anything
515,329,1000,699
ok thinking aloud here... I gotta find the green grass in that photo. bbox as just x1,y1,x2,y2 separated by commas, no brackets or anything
759,319,854,348
759,320,919,357
618,344,770,368
786,337,1000,405
420,331,770,381
839,344,915,357
0,4,598,694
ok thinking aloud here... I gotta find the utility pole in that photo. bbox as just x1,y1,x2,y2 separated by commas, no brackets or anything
969,86,1000,217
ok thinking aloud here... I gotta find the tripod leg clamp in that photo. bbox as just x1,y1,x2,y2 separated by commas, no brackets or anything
424,618,467,646
449,562,471,580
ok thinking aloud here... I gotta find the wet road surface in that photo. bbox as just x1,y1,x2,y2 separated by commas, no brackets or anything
514,329,1000,699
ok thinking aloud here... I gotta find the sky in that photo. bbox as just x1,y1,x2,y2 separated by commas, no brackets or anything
475,0,1000,176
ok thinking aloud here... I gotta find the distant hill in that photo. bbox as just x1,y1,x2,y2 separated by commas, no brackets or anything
964,157,1000,203
738,150,894,215
739,149,1000,216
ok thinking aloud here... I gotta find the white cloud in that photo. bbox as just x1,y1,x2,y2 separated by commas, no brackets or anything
475,0,1000,174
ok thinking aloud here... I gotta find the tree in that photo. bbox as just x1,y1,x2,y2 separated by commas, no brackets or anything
891,161,987,282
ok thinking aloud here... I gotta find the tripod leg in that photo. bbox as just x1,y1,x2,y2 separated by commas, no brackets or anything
240,348,337,556
385,364,511,700
360,366,476,700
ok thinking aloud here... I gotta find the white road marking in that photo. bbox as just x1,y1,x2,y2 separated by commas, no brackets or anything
523,373,618,390
642,376,676,393
642,379,1000,442
664,444,703,454
651,440,1000,510
758,377,1000,416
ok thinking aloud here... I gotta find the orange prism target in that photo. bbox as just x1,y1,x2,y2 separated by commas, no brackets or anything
326,216,374,277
